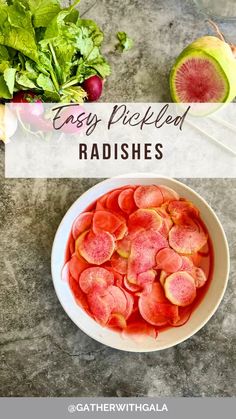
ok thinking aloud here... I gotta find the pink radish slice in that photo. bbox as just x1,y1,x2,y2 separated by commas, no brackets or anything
61,261,70,282
139,283,178,326
93,210,122,234
159,270,169,287
96,193,109,210
87,289,114,325
128,208,162,233
69,275,89,312
122,322,157,339
164,271,196,306
117,236,131,258
107,285,127,314
155,248,182,273
69,239,75,255
124,276,141,292
159,185,180,202
106,189,123,213
114,222,128,240
169,222,208,254
72,212,93,240
191,267,207,288
69,254,89,282
169,306,191,327
168,200,199,222
111,252,128,275
137,270,156,292
79,267,114,294
127,230,168,283
108,313,127,329
180,256,194,271
77,230,115,265
118,188,136,214
134,185,163,208
122,289,134,319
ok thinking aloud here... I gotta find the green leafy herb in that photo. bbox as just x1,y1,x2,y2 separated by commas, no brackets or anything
116,31,134,52
0,0,111,102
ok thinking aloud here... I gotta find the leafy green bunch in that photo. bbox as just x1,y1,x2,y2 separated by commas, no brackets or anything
0,0,111,102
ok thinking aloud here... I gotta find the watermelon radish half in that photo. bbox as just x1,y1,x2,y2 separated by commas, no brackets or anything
170,36,236,103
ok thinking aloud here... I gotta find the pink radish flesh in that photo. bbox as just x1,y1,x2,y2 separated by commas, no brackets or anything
111,252,128,274
169,223,207,254
128,208,162,233
78,230,115,265
164,272,196,306
72,212,93,240
118,188,136,213
191,267,207,288
175,58,227,102
93,210,122,234
69,254,89,281
79,267,114,294
156,248,182,272
134,185,163,208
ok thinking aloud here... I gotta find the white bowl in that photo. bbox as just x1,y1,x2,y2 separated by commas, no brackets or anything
51,174,230,352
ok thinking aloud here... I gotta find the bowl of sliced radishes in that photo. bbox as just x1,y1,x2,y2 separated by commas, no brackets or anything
51,174,229,352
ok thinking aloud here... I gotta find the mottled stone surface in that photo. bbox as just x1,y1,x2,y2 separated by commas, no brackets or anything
0,0,236,397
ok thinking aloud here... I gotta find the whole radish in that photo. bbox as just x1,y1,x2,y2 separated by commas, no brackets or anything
82,75,103,102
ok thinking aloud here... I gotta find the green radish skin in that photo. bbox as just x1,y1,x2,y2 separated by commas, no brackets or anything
170,36,236,103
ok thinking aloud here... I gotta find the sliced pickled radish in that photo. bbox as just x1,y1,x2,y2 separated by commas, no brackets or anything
93,210,122,234
159,270,169,287
156,248,182,272
134,185,163,208
169,222,207,254
169,306,191,327
159,185,179,202
127,230,167,282
180,256,194,271
79,267,114,294
122,322,157,339
118,188,136,214
69,254,89,282
111,252,128,275
108,313,127,329
124,276,141,292
108,285,127,314
117,236,131,258
164,271,196,306
191,266,207,288
77,230,115,265
139,283,179,326
87,289,114,325
106,189,122,213
168,200,199,223
114,222,128,240
137,270,156,293
72,212,93,240
122,289,134,319
128,208,162,233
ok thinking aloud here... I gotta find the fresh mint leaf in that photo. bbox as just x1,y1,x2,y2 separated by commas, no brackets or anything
116,31,134,52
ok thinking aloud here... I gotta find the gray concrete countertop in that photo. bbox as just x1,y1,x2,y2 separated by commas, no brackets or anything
0,0,235,397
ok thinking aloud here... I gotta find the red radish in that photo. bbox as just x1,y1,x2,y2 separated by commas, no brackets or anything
124,276,141,292
69,253,89,282
113,222,128,240
61,261,70,282
180,256,194,272
159,185,179,202
156,248,182,273
191,267,207,288
164,272,196,306
82,75,103,102
72,212,93,240
111,252,128,275
127,230,167,283
93,210,122,234
168,200,199,223
108,313,127,329
128,208,162,234
79,267,114,294
68,275,89,312
87,288,114,325
77,230,115,265
118,188,136,214
107,285,127,314
134,185,163,208
139,283,179,326
117,236,131,258
159,270,169,287
106,189,122,213
169,222,208,254
122,289,134,319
